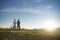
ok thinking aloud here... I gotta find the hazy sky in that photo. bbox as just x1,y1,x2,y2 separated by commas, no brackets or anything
0,0,60,29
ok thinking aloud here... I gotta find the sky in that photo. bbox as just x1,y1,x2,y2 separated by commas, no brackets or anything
0,0,60,29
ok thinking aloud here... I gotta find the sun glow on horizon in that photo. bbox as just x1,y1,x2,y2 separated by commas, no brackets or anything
42,19,58,30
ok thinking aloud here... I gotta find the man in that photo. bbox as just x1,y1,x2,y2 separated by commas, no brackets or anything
17,19,20,30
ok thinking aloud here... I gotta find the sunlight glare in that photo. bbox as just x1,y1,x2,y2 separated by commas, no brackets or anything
43,19,57,31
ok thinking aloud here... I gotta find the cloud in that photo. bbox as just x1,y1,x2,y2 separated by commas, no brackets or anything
0,5,56,15
23,0,43,3
21,0,43,7
32,0,43,3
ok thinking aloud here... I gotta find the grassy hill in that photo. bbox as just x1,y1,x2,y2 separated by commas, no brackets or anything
0,28,60,40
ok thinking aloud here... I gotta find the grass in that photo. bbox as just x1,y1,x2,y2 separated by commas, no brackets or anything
0,28,60,40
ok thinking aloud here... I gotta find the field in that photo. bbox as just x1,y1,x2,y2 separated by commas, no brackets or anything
0,28,60,40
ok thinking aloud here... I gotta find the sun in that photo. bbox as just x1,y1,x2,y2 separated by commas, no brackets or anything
43,19,57,30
